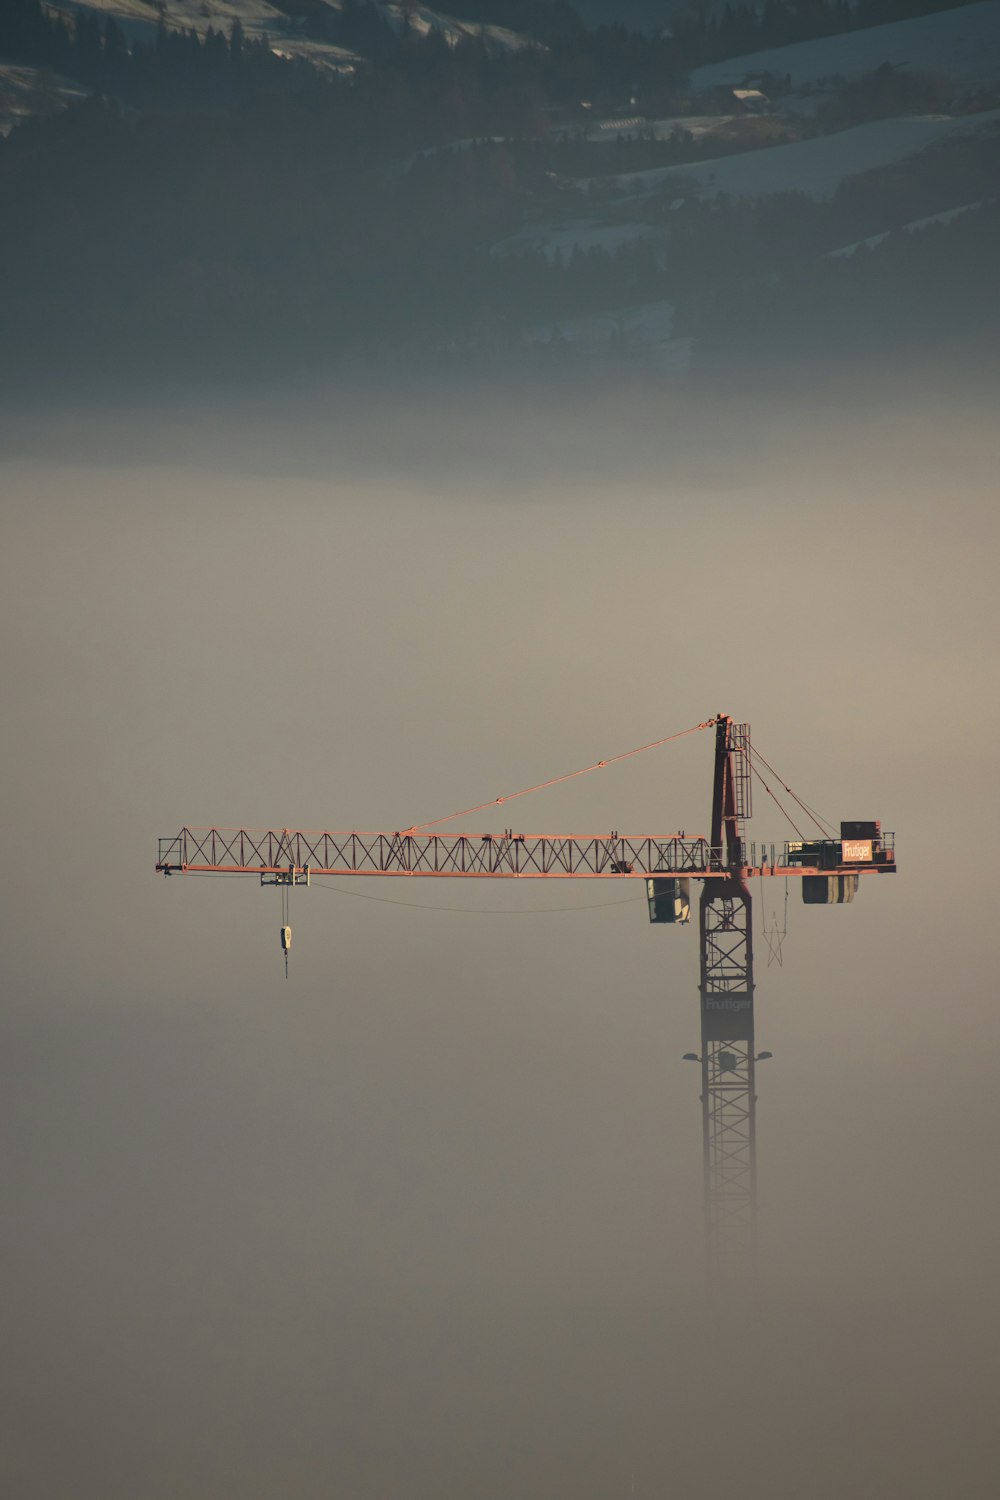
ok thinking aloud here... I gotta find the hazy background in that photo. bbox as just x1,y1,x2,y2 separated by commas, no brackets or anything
2,377,998,1499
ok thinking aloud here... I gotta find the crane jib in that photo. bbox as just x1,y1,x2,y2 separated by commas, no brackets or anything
155,827,896,880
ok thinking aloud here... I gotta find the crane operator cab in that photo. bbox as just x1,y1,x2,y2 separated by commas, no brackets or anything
647,876,691,924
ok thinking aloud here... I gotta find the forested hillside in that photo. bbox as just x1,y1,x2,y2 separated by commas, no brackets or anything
1,0,997,393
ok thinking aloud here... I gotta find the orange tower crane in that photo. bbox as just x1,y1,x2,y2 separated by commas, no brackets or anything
156,715,896,1277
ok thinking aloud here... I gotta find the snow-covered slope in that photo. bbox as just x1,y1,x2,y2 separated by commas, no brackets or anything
587,114,742,142
39,0,535,77
690,0,1000,94
0,61,88,135
381,3,530,50
493,220,668,261
45,0,532,59
529,298,690,373
601,109,1000,202
46,0,289,43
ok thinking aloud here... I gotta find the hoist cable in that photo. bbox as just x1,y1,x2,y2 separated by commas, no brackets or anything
401,717,718,834
759,871,789,967
311,878,642,916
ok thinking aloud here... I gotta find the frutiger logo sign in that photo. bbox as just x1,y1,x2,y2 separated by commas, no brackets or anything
842,839,873,862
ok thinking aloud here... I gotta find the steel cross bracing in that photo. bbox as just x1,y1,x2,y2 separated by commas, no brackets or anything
157,828,713,878
699,882,757,1282
703,1038,756,1279
155,827,894,881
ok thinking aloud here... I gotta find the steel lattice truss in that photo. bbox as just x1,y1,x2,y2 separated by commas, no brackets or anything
703,1039,757,1279
157,828,716,879
700,888,755,1018
155,827,892,881
699,885,757,1281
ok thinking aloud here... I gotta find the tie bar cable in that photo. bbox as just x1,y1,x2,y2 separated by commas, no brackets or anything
746,742,836,839
401,718,718,834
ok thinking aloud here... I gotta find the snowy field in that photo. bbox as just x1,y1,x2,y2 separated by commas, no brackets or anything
602,109,1000,202
529,298,691,373
587,114,744,143
0,61,87,135
690,0,1000,93
494,104,1000,262
492,220,668,261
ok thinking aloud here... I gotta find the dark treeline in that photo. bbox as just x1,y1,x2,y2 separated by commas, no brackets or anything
455,115,802,182
658,122,1000,364
0,1,320,111
653,123,996,301
0,0,984,123
0,0,678,126
0,85,671,389
481,119,998,325
687,198,1000,364
1,70,993,391
0,91,521,389
0,1,658,120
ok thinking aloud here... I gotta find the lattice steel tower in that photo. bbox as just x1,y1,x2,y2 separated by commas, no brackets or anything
697,716,758,1282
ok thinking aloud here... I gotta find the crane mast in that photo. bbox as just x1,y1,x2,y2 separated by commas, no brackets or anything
155,715,895,1283
698,716,758,1280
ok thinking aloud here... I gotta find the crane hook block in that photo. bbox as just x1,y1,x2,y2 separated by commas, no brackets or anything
280,925,292,954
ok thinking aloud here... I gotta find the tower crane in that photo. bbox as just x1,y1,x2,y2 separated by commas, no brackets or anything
155,715,896,1278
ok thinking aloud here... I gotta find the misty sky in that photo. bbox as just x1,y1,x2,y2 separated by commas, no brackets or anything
2,376,999,1499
